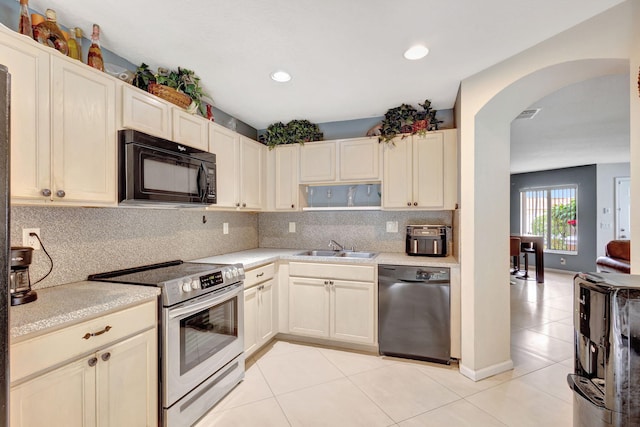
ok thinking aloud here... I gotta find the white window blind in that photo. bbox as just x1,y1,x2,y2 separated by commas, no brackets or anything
520,185,577,254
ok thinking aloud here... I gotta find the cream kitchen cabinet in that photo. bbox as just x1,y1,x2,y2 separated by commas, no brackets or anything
299,141,336,183
299,137,380,184
121,85,171,139
209,122,265,210
122,85,208,151
171,108,208,151
288,262,376,345
382,129,457,210
10,301,157,427
0,29,51,203
267,144,299,211
15,58,116,205
338,137,381,181
2,29,117,206
243,263,277,357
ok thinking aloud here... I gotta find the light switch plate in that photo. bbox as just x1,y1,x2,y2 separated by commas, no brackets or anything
386,221,398,233
223,223,229,234
289,222,296,233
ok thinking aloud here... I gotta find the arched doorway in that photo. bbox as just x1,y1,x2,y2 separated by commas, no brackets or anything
456,6,636,378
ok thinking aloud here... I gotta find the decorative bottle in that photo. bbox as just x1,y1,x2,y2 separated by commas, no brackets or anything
34,9,68,55
18,0,32,38
87,24,104,71
66,27,82,61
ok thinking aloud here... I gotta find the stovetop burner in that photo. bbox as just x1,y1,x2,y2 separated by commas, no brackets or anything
89,260,245,307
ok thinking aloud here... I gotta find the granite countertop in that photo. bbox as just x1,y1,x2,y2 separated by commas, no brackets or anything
10,281,160,341
192,248,459,270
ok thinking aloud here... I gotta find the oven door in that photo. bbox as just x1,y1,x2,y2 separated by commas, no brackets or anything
163,282,244,407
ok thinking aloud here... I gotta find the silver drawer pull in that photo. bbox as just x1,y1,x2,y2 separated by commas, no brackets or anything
82,325,112,340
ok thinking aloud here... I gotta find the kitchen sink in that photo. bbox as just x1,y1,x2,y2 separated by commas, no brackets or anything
296,250,377,259
297,250,341,257
338,251,377,258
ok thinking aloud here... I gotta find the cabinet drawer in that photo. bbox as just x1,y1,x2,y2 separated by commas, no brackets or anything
11,300,156,383
289,262,375,282
244,263,276,289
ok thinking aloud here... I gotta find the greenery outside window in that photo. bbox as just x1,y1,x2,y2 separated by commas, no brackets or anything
520,185,577,254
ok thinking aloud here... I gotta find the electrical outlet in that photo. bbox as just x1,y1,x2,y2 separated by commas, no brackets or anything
289,222,296,233
386,221,398,233
23,228,41,250
223,223,229,235
560,257,566,265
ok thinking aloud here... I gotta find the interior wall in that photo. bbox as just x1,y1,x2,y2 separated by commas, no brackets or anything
458,1,634,380
596,162,630,256
510,165,597,273
10,206,258,289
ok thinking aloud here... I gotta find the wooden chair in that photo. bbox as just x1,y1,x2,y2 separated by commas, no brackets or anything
510,237,521,274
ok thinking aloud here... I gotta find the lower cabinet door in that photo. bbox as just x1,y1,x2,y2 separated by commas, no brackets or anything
331,280,375,344
244,286,259,354
96,329,157,427
289,277,330,337
258,279,276,342
11,356,96,427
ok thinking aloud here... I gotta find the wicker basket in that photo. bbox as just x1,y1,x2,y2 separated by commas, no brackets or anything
148,83,192,109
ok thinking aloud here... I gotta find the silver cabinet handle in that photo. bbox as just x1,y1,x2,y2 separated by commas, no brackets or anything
242,203,246,207
413,202,418,206
88,357,98,367
235,202,240,207
41,188,51,197
101,352,111,362
56,190,66,198
407,202,411,206
82,325,112,340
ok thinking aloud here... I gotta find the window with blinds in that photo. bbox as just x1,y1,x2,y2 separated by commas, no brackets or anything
520,185,577,254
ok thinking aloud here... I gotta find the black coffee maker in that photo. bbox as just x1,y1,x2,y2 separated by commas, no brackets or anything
10,246,37,306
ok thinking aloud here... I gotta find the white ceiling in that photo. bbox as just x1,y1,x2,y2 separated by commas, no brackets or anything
26,0,626,130
510,73,630,174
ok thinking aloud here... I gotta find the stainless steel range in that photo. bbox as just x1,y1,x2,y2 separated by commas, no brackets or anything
89,260,245,427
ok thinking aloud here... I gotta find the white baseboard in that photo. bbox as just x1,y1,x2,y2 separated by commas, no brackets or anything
459,359,514,381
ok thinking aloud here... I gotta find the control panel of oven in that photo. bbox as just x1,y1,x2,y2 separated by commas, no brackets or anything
161,264,245,306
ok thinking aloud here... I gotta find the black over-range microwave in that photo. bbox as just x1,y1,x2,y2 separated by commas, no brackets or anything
118,129,216,207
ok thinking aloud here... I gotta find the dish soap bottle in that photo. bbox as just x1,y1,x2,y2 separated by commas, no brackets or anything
18,0,32,38
87,24,104,71
34,9,68,55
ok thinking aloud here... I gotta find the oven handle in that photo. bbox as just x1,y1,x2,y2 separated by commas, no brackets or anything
168,282,243,320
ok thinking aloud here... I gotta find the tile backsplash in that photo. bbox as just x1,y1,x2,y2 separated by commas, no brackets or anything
259,210,454,253
10,206,455,290
11,207,258,289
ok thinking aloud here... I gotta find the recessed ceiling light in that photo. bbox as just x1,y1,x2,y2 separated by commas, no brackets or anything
271,70,292,83
403,45,429,60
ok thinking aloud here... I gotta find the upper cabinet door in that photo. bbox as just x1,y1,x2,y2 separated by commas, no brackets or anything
122,85,171,139
172,108,208,151
339,137,380,181
209,122,240,208
239,136,265,210
273,145,299,210
50,57,117,204
299,141,336,183
0,33,51,201
382,137,413,208
413,132,444,208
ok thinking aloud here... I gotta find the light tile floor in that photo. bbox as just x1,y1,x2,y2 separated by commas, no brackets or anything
196,269,575,426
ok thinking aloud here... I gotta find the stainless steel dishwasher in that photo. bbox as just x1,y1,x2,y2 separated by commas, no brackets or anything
378,264,450,364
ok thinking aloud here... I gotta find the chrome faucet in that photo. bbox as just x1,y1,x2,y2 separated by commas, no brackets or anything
328,239,345,251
